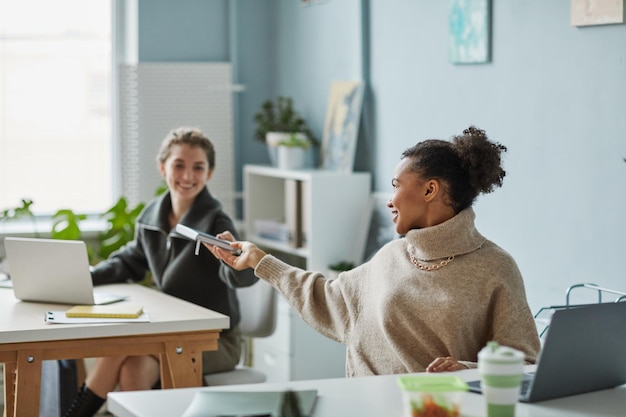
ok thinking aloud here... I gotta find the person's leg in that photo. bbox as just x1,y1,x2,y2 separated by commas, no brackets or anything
117,329,243,389
118,355,161,391
63,356,126,417
85,356,126,397
202,327,242,375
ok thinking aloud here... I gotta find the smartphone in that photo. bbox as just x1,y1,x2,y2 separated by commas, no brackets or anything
175,224,242,255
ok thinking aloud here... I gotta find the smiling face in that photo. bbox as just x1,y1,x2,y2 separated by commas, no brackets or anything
159,143,213,205
388,157,457,234
387,158,430,235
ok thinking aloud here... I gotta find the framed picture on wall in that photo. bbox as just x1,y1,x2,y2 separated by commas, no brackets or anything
320,81,365,172
449,0,492,64
571,0,625,26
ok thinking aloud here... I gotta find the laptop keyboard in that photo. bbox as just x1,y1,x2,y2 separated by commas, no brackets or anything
468,372,535,396
94,292,127,305
520,377,533,395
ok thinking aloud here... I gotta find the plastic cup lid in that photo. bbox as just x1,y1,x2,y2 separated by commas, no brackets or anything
397,375,469,392
478,341,525,362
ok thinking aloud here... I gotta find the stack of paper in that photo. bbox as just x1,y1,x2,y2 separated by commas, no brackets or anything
45,304,149,324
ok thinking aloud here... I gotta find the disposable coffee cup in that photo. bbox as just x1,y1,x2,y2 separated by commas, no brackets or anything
478,341,525,417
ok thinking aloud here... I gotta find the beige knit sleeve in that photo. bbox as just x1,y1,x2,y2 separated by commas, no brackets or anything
255,254,359,344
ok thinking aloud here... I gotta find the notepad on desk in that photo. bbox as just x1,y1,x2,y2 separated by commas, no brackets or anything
66,304,144,318
46,310,150,324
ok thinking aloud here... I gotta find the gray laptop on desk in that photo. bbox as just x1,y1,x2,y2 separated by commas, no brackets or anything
4,237,126,305
468,301,626,402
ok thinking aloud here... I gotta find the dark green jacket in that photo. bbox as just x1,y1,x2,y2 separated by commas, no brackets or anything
91,187,257,330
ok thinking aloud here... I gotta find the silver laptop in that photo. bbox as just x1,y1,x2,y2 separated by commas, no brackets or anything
468,301,626,402
4,236,126,305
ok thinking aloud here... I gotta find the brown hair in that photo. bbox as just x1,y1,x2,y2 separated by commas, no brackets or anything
156,127,215,169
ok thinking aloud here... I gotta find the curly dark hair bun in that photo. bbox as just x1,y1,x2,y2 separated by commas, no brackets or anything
452,126,507,195
401,125,507,213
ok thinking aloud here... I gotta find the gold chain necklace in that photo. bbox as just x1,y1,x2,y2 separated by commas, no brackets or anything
409,252,455,271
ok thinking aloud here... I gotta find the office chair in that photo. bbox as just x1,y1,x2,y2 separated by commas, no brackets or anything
203,279,277,386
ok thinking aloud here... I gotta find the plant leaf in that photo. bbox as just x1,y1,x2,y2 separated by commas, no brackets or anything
51,209,87,241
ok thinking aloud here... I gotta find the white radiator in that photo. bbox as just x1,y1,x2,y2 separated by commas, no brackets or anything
118,62,237,218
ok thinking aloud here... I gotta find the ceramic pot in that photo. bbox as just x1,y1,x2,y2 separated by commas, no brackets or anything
266,132,308,169
277,146,306,170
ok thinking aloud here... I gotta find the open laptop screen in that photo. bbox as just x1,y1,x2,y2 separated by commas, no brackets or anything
468,301,626,402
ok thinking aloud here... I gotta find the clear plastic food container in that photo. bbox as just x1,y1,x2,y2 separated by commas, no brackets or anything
397,374,468,417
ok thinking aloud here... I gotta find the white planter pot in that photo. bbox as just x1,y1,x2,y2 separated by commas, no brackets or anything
266,132,309,170
265,132,286,166
277,146,307,170
266,132,293,147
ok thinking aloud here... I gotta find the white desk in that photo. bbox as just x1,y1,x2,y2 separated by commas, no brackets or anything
108,365,626,417
0,283,230,417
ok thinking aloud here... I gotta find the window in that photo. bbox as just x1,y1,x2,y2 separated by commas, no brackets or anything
0,0,113,215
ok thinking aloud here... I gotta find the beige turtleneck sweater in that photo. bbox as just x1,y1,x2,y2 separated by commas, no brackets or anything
254,208,540,377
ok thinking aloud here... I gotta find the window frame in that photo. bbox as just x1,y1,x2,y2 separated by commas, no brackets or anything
0,0,137,237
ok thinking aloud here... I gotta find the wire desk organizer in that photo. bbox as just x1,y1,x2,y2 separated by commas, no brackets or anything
534,283,626,338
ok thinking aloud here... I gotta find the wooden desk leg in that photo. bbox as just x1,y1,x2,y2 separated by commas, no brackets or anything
160,352,174,389
14,349,43,417
3,361,16,417
160,342,203,389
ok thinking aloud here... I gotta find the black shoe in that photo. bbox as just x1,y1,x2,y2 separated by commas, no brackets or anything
63,383,106,417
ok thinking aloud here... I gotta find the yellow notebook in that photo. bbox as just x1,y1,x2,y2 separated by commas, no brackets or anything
66,304,144,319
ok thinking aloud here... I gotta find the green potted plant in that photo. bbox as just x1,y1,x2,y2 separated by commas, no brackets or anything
327,260,356,280
1,197,144,265
254,96,318,168
0,199,38,234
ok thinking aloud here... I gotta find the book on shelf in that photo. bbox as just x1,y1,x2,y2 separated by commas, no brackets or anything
300,180,310,248
254,219,290,242
285,179,303,248
65,304,144,319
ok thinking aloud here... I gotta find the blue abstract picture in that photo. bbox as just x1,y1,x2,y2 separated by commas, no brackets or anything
449,0,491,64
321,81,365,172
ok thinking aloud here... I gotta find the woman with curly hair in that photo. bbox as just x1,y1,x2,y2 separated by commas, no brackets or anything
212,126,540,376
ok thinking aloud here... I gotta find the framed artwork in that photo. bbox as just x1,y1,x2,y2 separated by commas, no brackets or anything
449,0,491,64
300,0,326,5
320,81,365,172
571,0,625,26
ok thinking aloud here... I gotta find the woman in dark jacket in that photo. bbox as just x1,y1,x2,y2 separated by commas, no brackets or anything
64,127,257,417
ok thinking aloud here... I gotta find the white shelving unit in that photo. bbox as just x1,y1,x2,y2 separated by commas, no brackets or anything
243,164,372,382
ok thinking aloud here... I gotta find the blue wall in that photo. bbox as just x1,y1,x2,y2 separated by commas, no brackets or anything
138,0,229,62
137,0,626,314
364,0,626,314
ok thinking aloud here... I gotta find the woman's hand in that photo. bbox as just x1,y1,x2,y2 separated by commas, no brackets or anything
203,231,267,271
202,231,235,260
425,356,468,373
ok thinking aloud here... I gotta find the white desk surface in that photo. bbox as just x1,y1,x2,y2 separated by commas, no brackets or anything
108,365,626,417
0,283,230,343
2,282,231,417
